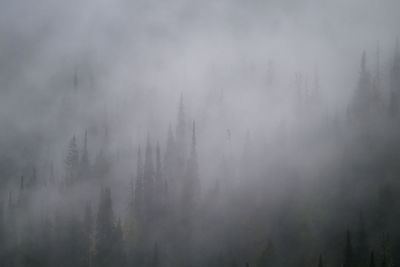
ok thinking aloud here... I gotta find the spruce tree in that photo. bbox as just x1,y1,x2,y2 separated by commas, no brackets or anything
182,121,200,214
356,211,368,265
143,137,155,221
135,146,144,220
83,203,93,267
318,254,323,267
153,243,159,267
80,130,90,180
65,135,79,185
370,251,376,267
389,38,400,116
257,240,276,267
344,230,354,267
94,187,115,267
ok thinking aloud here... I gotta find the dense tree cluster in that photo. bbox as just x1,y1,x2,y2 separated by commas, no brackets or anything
0,41,400,267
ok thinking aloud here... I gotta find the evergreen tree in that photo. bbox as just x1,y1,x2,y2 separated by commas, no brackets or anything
112,219,125,267
318,254,323,267
135,146,144,220
163,124,176,207
65,135,79,185
155,141,164,216
389,39,400,116
344,230,354,267
0,201,4,262
257,240,276,267
153,243,159,267
176,94,186,151
182,121,200,213
94,187,115,267
143,136,155,221
83,203,93,267
370,251,376,267
351,51,373,122
356,212,368,265
80,130,90,179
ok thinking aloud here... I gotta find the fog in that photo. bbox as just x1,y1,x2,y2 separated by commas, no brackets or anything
0,0,400,266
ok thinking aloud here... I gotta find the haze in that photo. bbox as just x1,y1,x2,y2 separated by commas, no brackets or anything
0,0,400,266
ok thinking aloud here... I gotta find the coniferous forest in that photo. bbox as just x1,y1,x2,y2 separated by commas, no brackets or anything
0,1,400,267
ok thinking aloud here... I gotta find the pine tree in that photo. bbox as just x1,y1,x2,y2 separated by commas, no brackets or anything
135,146,144,220
153,243,160,267
163,124,176,207
143,136,155,221
176,94,186,149
65,135,79,185
356,211,368,265
369,251,376,267
182,121,200,212
156,142,162,183
344,230,354,267
175,95,187,182
257,240,276,267
112,219,125,267
0,201,4,259
94,187,115,267
351,51,373,122
155,141,163,216
83,203,93,267
318,254,323,267
389,38,400,116
80,130,90,180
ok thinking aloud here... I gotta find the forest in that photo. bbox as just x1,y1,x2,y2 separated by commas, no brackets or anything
0,0,400,267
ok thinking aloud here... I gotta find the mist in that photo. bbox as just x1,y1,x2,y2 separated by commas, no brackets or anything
0,0,400,266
